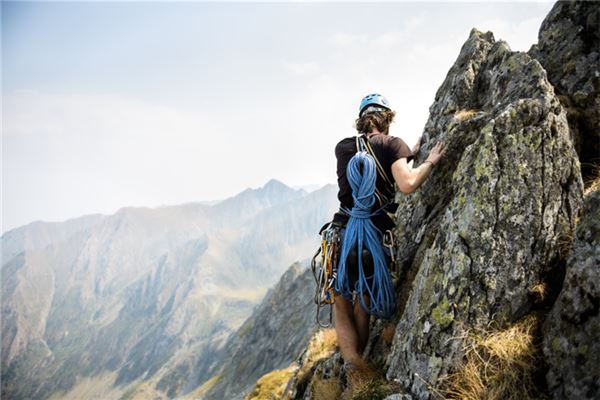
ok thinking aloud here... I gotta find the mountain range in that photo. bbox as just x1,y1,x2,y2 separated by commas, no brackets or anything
1,179,338,399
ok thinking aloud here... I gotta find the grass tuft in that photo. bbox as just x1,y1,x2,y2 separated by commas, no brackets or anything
345,377,400,400
312,376,342,400
296,329,338,384
454,109,480,122
529,282,547,304
556,214,580,261
584,163,600,197
244,365,296,400
443,315,542,400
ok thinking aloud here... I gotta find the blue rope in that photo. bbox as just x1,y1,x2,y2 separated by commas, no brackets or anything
335,150,396,319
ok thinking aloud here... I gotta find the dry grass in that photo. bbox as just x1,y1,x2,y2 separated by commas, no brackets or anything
556,232,574,260
454,109,480,122
529,282,547,304
443,315,541,400
244,365,296,400
334,358,402,400
296,328,338,384
556,214,580,261
584,163,600,196
312,376,343,400
183,374,221,399
344,377,401,400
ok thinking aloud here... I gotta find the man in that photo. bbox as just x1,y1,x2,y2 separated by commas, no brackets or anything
332,93,444,374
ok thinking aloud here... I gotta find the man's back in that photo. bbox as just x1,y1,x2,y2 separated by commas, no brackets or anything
333,133,413,232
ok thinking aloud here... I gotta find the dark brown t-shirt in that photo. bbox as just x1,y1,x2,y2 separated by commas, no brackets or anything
332,133,414,232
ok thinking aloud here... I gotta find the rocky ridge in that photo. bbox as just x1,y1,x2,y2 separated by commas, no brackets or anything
529,1,599,180
244,2,598,399
185,262,318,400
386,23,582,399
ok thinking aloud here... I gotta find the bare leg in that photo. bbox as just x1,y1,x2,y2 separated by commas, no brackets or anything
353,295,371,354
334,295,362,364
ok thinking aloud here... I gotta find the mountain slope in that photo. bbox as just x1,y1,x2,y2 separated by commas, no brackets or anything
1,180,338,400
184,262,317,400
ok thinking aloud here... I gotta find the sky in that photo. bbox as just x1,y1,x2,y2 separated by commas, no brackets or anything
2,1,556,234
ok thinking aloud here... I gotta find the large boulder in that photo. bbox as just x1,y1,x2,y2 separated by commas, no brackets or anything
529,0,600,180
542,188,600,399
385,28,583,399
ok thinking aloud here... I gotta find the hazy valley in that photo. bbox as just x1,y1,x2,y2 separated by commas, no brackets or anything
1,179,337,399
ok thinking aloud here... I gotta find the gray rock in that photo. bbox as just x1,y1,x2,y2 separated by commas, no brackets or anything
200,263,318,400
241,4,598,400
529,0,600,180
385,28,583,399
298,353,343,400
384,394,414,400
542,188,600,400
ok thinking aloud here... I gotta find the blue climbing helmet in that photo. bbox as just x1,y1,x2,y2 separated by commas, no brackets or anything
358,93,391,117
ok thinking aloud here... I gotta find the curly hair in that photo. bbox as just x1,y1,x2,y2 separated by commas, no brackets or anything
355,109,396,135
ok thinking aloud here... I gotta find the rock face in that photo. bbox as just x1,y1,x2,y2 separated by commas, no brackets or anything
542,188,599,399
235,3,599,400
385,26,583,398
529,1,600,180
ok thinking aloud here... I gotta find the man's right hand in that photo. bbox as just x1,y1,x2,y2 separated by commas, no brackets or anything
426,142,445,165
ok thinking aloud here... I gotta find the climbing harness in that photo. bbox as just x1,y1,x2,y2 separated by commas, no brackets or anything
335,135,397,319
311,222,342,328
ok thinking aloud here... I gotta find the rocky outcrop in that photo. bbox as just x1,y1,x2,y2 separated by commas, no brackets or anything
542,188,599,399
529,0,600,180
197,263,318,400
242,27,584,400
385,26,582,398
221,2,600,399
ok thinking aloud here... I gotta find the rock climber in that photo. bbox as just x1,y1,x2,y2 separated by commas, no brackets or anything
331,93,444,376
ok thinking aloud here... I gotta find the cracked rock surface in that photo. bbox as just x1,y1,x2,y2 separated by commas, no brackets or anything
543,188,600,400
385,28,583,399
529,0,600,179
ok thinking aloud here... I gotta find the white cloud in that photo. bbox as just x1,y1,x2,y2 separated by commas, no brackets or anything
2,90,228,232
372,31,406,49
372,16,424,48
283,61,320,75
4,90,214,140
328,32,369,47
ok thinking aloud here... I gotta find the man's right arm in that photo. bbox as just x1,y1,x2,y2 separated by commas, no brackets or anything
391,142,444,194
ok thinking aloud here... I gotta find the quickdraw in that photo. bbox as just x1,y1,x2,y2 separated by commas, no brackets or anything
383,229,400,281
311,222,342,328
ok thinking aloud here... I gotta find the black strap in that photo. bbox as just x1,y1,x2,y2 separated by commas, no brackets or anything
356,134,395,207
361,135,394,188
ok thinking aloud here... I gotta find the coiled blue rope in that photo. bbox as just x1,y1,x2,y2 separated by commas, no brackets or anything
335,150,396,319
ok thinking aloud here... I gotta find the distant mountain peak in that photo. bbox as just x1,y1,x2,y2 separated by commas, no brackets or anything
259,179,305,197
263,179,289,190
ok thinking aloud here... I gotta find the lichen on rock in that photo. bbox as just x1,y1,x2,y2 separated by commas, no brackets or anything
542,187,600,400
249,3,597,400
385,27,583,399
529,1,600,181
